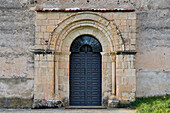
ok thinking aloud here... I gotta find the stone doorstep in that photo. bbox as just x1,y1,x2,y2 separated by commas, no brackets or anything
65,106,107,109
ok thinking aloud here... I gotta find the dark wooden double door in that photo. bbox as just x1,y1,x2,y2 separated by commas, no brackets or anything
70,52,102,106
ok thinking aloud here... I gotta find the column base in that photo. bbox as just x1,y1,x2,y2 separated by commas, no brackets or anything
108,99,119,108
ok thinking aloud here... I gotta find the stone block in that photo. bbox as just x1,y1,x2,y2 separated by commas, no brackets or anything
118,25,124,32
107,62,112,69
44,32,50,39
32,99,62,109
116,61,122,69
114,20,121,25
34,68,40,77
131,33,136,39
116,69,124,76
59,13,69,20
47,26,56,32
36,13,47,20
120,84,132,93
34,54,40,61
120,20,127,25
128,13,136,20
119,13,128,20
131,38,136,45
108,99,119,108
130,26,136,33
36,26,40,32
131,69,136,76
126,20,132,25
130,61,135,69
47,62,54,68
36,20,42,26
121,77,129,85
47,54,54,61
102,13,113,20
131,20,136,26
34,61,40,68
36,32,43,39
42,20,49,25
112,13,120,20
117,55,123,61
48,20,55,25
121,92,130,100
59,62,67,69
124,26,130,33
121,33,128,39
130,93,135,101
131,45,136,50
124,69,132,76
122,62,128,69
40,26,46,32
119,100,130,104
48,13,59,20
127,61,131,69
125,55,130,62
59,69,65,76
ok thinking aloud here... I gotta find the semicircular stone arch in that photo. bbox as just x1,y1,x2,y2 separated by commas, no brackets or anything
61,26,111,52
70,35,102,52
49,12,125,52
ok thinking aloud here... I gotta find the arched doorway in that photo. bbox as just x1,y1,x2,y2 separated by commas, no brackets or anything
69,35,102,106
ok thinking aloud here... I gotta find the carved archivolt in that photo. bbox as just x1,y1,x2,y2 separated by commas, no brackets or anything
47,12,125,53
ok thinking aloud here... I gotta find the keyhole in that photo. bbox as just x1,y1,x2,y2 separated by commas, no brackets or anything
87,0,89,3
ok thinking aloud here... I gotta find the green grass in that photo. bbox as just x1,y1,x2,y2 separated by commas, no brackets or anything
117,95,170,113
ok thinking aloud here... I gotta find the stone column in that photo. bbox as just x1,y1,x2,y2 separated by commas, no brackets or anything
55,53,60,95
111,55,116,95
108,53,119,107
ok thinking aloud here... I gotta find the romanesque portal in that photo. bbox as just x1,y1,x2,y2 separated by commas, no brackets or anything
33,10,136,106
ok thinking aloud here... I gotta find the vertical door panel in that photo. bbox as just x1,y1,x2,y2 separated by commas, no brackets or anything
70,52,101,106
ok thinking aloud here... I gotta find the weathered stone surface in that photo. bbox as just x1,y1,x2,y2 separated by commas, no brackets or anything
136,71,170,97
0,78,34,98
135,0,170,97
0,1,35,108
34,0,136,9
32,99,62,108
0,97,33,109
0,5,35,79
0,78,34,108
108,100,119,108
0,0,28,9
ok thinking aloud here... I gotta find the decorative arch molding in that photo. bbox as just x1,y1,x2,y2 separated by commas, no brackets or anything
61,25,111,52
47,12,125,52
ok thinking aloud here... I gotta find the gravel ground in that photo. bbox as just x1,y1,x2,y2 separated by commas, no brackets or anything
0,108,136,113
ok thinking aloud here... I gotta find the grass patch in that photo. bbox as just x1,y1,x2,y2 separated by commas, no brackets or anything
117,95,170,113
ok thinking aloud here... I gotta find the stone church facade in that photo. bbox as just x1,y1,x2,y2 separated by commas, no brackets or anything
0,0,169,108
